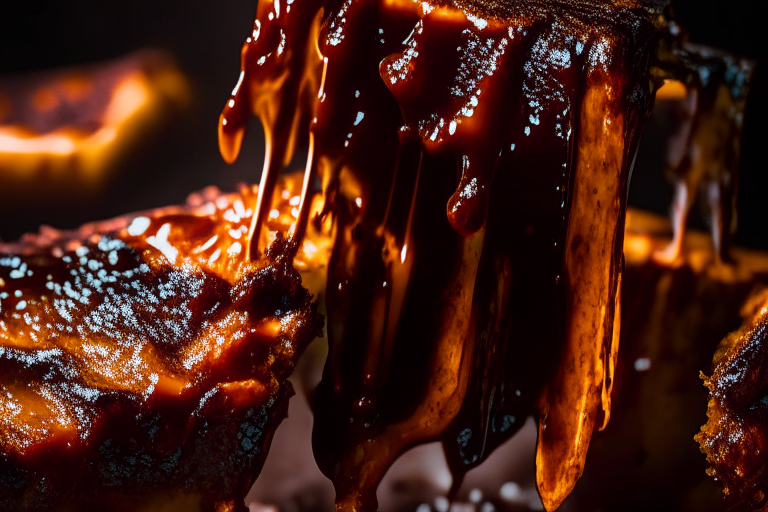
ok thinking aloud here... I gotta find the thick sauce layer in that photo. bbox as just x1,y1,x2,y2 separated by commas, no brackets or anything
219,0,666,510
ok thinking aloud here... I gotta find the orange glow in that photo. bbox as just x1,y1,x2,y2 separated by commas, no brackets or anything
0,129,78,156
0,73,150,179
0,55,189,184
31,87,59,112
60,75,93,101
623,230,654,264
154,375,188,397
656,79,687,100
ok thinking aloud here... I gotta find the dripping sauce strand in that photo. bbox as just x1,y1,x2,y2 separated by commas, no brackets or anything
217,0,752,510
218,0,326,260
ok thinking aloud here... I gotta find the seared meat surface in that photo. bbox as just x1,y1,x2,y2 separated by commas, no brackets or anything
0,185,323,512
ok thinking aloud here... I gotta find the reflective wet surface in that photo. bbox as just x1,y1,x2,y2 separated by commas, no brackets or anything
0,181,324,512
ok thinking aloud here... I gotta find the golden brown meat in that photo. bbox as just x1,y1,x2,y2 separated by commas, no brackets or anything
0,182,324,512
698,288,768,512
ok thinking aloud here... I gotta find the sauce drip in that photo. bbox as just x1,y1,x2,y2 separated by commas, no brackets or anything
218,0,751,510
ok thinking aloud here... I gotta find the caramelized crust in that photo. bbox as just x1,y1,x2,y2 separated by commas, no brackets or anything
697,291,768,512
0,183,323,512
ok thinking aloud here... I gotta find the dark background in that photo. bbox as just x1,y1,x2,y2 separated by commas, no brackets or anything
0,0,765,247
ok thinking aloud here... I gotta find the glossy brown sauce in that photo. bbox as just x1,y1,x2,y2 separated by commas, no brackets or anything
218,0,672,510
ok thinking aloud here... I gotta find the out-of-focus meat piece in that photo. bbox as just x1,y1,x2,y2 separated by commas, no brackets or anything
0,178,324,512
652,45,755,264
697,289,768,512
0,50,188,185
570,209,768,512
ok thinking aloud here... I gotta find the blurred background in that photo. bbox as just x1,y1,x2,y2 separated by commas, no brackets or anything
0,0,264,240
0,0,766,247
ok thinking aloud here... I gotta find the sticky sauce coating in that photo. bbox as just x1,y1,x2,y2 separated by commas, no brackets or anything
218,0,673,510
0,183,324,512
